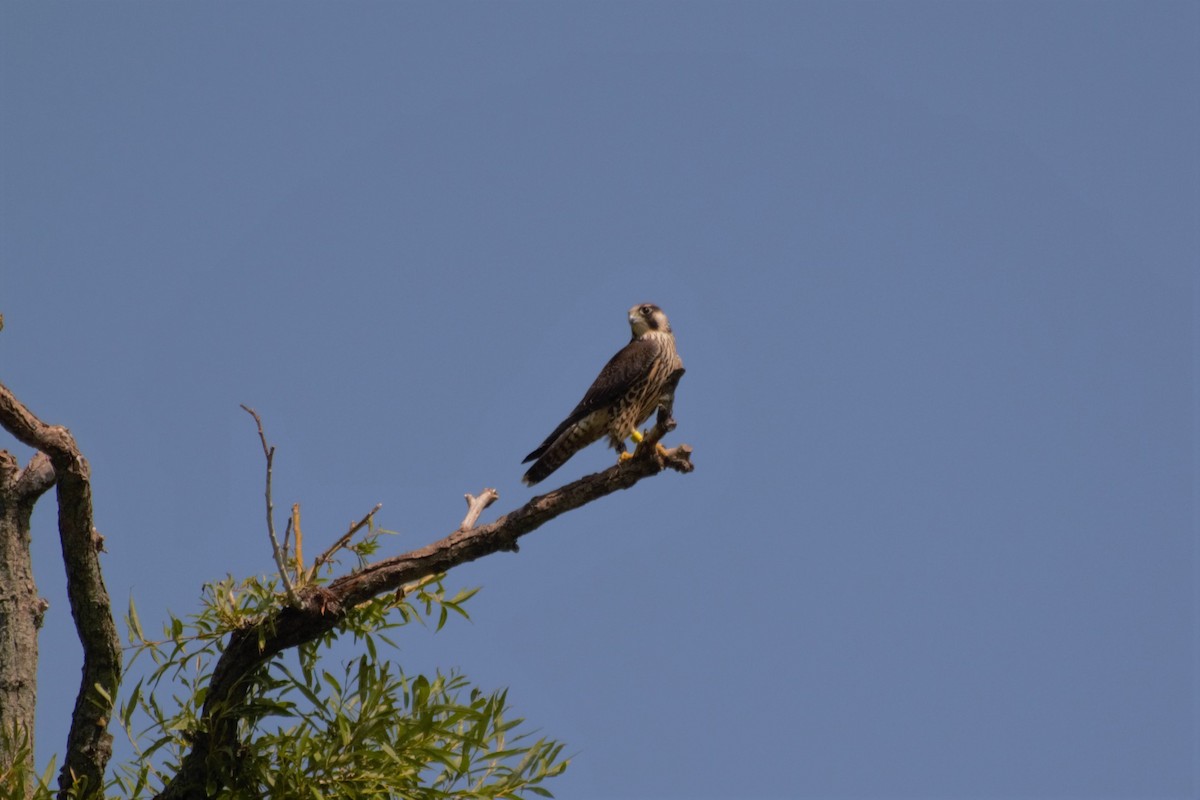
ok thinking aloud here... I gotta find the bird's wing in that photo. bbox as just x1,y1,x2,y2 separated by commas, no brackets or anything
522,337,658,463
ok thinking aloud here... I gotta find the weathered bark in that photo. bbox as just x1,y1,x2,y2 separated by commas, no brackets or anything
0,383,121,799
156,414,692,800
0,450,55,784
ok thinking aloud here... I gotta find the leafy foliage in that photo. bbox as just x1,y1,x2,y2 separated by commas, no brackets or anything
0,723,55,800
103,523,568,799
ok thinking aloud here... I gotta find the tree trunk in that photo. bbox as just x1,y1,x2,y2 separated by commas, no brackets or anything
0,450,54,784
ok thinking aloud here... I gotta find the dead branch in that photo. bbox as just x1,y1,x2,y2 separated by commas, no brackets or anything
155,413,692,800
7,451,56,502
459,489,498,531
239,405,299,608
291,503,303,577
0,380,121,799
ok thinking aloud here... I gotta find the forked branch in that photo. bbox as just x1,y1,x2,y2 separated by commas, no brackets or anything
0,380,121,799
240,405,299,608
459,489,499,531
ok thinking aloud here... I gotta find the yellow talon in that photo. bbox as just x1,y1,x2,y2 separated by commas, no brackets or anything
618,451,634,462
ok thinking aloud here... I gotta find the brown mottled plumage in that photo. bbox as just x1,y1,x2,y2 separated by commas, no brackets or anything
522,303,684,486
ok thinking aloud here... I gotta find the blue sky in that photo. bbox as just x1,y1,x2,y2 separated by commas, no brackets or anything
1,3,1196,798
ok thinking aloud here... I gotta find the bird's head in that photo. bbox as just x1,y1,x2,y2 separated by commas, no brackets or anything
628,303,671,337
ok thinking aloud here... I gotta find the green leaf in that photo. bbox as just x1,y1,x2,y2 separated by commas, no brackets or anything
451,585,481,605
127,595,145,643
122,678,143,731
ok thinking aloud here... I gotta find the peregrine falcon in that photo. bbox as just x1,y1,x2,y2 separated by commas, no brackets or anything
522,303,684,486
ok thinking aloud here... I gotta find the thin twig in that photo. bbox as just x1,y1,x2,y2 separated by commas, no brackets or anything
292,503,303,579
311,502,384,573
282,512,292,563
240,405,299,608
459,488,499,531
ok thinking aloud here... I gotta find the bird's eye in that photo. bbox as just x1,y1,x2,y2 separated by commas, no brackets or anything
641,306,652,315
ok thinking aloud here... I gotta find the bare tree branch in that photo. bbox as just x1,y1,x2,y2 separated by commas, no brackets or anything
239,405,299,608
0,381,121,799
459,489,498,531
290,503,303,578
10,451,56,502
155,414,692,800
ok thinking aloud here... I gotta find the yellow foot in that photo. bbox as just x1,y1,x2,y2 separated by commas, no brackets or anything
618,451,634,462
630,429,644,444
656,443,669,457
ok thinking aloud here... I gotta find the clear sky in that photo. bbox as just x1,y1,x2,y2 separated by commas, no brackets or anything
1,3,1196,798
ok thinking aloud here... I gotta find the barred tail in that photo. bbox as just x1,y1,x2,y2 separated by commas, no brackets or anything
521,420,600,486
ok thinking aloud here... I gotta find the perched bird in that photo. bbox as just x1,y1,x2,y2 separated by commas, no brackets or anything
522,303,685,486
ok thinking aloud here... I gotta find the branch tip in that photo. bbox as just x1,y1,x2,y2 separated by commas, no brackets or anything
242,405,299,608
460,488,499,531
